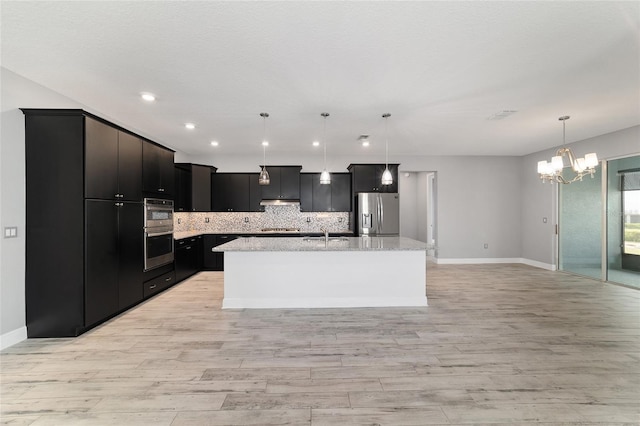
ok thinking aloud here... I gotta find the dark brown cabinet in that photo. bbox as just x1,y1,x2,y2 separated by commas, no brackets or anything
21,108,163,338
348,163,399,193
143,141,175,196
85,200,143,326
212,173,262,212
175,236,202,282
175,163,216,211
202,234,236,270
84,118,142,201
260,166,302,200
299,172,352,212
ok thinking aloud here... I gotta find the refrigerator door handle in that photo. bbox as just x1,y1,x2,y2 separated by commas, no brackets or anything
379,194,384,234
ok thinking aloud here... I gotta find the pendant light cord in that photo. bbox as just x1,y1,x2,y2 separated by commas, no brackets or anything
383,113,391,168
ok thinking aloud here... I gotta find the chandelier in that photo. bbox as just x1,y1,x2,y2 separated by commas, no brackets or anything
537,116,598,184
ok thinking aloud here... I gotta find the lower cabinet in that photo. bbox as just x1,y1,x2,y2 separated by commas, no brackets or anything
143,270,176,298
85,200,143,327
202,234,236,271
175,236,202,281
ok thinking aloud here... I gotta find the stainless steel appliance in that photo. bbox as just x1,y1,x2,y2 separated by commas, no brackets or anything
144,198,174,271
357,193,400,236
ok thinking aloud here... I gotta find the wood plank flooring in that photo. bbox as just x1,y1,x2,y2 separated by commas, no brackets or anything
1,263,639,425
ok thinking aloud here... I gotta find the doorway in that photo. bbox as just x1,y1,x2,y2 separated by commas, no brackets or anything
399,171,437,258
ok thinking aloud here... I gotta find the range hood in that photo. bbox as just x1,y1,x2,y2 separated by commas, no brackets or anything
259,199,300,206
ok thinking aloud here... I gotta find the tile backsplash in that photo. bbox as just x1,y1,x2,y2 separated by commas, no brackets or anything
174,205,350,234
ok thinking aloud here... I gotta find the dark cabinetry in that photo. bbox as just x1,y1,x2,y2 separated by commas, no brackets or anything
143,141,175,196
203,234,236,270
85,118,142,201
85,200,143,325
144,271,176,298
260,166,302,199
21,108,165,338
175,163,216,211
212,173,262,212
175,235,202,281
300,172,352,212
348,164,399,193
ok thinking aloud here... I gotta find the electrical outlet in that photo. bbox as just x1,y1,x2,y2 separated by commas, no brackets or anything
205,217,210,223
4,227,18,238
177,218,182,224
244,217,249,223
483,243,488,249
338,217,343,223
543,217,548,223
306,217,311,223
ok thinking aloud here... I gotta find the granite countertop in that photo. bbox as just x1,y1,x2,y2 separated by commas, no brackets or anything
174,231,354,240
213,236,429,252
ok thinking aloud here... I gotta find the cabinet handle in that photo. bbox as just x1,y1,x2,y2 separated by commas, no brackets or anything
185,246,192,250
165,277,172,282
158,188,165,192
115,202,123,207
149,284,157,289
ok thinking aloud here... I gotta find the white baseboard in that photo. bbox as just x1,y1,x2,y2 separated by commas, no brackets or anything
435,257,556,271
1,326,27,350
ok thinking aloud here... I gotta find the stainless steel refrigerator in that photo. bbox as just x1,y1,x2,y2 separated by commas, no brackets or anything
357,193,400,236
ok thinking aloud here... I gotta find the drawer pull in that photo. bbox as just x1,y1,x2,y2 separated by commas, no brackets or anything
165,277,172,282
149,284,157,289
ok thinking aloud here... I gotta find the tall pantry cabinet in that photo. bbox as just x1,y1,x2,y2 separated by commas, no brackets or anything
21,109,172,337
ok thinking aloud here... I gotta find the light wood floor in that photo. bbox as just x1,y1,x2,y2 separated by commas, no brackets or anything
1,264,639,425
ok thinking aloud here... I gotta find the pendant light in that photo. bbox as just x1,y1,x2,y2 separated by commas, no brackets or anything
319,112,331,185
381,113,393,185
258,112,270,185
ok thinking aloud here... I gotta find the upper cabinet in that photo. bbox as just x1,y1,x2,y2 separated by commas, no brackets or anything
174,163,216,212
212,173,262,212
143,141,175,197
84,118,142,201
260,166,302,200
300,172,352,212
348,163,399,193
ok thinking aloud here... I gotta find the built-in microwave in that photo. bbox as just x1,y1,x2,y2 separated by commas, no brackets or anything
144,198,174,271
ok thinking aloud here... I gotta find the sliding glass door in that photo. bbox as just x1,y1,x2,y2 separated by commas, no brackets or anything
558,167,602,280
559,154,640,289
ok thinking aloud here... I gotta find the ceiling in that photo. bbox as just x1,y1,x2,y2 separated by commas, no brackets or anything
2,1,639,158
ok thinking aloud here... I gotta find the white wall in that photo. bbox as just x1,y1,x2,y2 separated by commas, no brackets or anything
399,172,418,240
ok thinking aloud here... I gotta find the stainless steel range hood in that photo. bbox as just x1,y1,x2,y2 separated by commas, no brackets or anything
259,199,300,206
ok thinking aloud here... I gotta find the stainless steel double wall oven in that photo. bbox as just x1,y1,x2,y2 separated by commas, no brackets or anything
144,198,174,271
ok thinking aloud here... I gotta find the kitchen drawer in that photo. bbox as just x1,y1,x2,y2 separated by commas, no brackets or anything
143,270,176,298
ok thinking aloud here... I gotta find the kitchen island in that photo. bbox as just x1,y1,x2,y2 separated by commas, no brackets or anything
213,236,428,309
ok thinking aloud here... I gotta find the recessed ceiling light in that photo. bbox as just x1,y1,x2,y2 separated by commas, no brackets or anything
210,141,219,147
140,92,155,102
358,134,370,147
312,141,320,147
185,123,196,130
262,140,269,147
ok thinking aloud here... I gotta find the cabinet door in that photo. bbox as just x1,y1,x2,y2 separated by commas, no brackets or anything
260,167,281,199
174,166,191,212
351,165,377,193
175,242,191,282
159,147,175,196
312,175,331,212
117,132,142,201
299,174,313,212
202,235,219,269
85,200,119,326
142,141,162,194
85,117,118,199
331,173,352,212
211,174,227,212
143,142,174,196
227,174,249,211
191,165,212,212
280,167,301,199
249,173,263,212
118,202,143,308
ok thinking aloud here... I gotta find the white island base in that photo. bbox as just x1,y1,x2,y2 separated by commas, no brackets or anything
219,237,428,309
